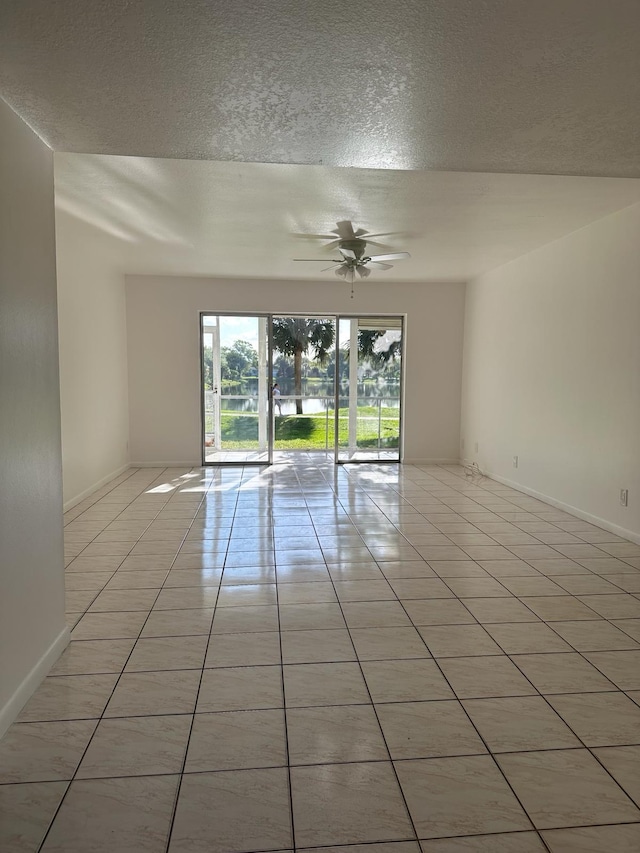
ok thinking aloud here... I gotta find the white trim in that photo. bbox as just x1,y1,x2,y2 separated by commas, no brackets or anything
133,458,465,468
0,626,70,738
63,463,130,512
484,470,640,546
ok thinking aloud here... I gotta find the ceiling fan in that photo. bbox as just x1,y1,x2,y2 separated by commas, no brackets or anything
293,220,410,283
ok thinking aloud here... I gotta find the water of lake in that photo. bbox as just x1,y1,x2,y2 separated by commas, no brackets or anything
214,378,400,415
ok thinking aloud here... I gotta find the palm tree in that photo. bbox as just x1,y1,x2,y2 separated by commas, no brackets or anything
358,329,402,365
272,318,335,414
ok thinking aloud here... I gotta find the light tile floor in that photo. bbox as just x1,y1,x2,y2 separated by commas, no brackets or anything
2,459,640,852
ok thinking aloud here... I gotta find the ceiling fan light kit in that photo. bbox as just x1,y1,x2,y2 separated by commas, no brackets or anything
293,221,410,294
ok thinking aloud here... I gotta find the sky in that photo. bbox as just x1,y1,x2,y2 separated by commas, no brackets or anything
203,315,402,353
203,315,261,349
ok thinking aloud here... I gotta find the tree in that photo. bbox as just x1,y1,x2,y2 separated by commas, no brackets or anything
358,329,402,366
272,318,335,414
273,354,293,380
222,340,258,380
325,347,349,382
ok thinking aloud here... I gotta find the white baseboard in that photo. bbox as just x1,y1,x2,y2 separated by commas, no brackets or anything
483,470,640,546
0,626,70,739
132,458,463,468
63,463,131,512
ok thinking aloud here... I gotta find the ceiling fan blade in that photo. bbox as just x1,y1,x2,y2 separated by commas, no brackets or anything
367,252,411,262
339,247,357,260
356,266,371,278
292,234,343,251
321,263,343,272
369,261,393,270
362,231,410,239
333,220,356,240
360,239,395,251
292,232,341,240
292,259,340,262
353,227,368,237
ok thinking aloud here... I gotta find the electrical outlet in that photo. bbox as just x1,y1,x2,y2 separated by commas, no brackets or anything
620,489,628,507
474,442,479,454
513,456,519,468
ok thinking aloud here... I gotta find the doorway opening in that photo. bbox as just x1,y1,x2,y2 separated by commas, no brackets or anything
201,313,403,464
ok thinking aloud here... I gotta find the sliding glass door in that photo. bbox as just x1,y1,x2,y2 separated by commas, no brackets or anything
201,313,403,464
271,316,336,459
201,315,271,463
336,317,403,462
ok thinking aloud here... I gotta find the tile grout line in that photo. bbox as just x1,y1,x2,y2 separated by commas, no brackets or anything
309,467,427,850
62,466,144,527
383,565,563,851
14,459,639,850
382,468,640,823
8,738,640,786
341,464,640,845
38,466,183,850
275,467,298,853
162,465,232,852
38,465,211,852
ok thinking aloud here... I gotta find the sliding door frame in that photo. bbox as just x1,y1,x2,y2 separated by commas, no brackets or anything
199,311,274,466
200,311,405,466
334,314,405,465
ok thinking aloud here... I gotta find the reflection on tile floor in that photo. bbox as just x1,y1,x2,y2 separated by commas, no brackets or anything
2,459,640,851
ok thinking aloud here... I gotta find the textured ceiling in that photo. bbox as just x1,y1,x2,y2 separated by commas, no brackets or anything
55,155,640,281
3,0,640,176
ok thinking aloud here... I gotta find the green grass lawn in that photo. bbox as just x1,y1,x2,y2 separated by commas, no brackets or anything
206,410,399,450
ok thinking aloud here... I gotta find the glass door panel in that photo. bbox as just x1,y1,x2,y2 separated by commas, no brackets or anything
271,316,336,458
336,317,403,462
201,314,271,463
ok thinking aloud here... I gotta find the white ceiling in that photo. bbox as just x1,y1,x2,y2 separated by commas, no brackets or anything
55,155,640,281
3,0,640,177
7,2,640,282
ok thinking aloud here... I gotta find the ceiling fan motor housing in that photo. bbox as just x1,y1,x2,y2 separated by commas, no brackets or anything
339,238,368,260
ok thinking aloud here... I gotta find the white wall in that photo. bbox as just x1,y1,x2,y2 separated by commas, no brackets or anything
126,276,466,464
0,100,68,735
55,205,130,508
461,203,640,540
